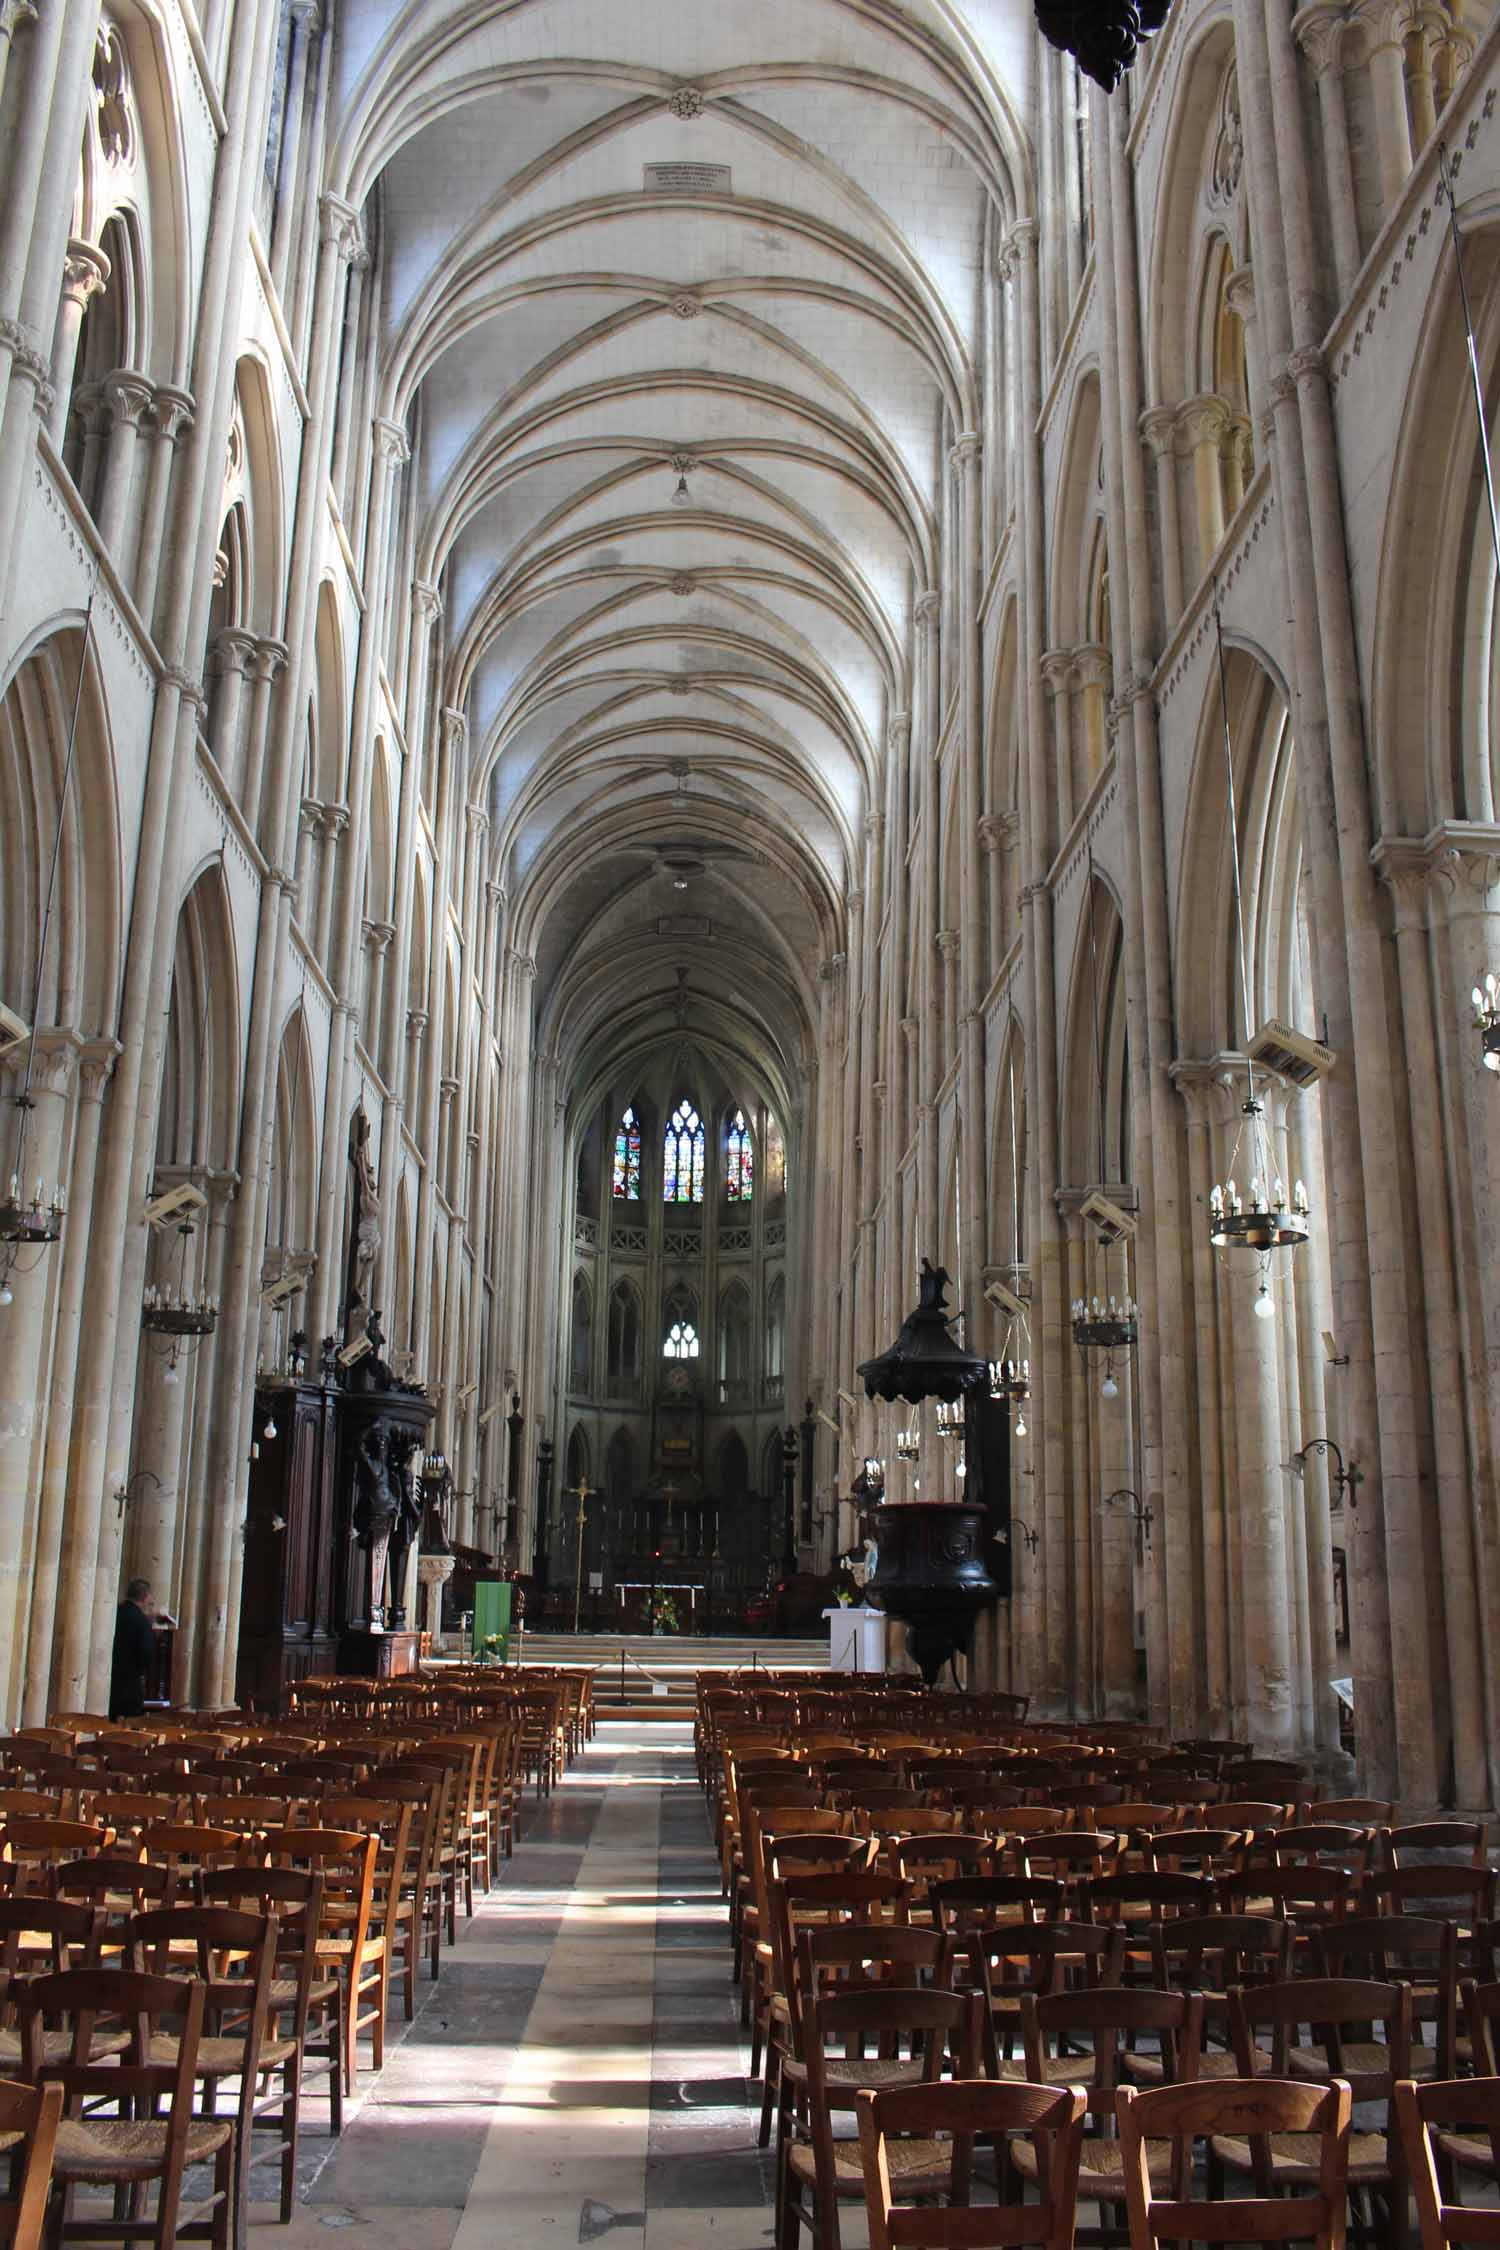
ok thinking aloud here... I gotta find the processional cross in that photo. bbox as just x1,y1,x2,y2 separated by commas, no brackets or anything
562,1478,598,1633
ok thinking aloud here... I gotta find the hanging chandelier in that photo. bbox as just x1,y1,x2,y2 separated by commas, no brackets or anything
988,1355,1029,1439
142,1218,217,1389
1206,592,1311,1318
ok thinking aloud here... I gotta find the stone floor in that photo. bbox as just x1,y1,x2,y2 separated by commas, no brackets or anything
266,1720,774,2250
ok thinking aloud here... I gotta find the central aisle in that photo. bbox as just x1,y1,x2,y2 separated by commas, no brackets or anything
276,1720,772,2250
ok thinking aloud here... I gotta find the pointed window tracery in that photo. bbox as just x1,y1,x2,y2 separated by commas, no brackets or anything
663,1098,704,1203
612,1105,641,1199
724,1108,753,1201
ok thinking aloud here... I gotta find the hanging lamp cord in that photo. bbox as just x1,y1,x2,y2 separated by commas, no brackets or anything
1212,586,1259,1119
1438,141,1500,586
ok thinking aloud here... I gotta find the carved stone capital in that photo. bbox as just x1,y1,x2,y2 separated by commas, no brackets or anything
362,918,396,957
250,636,288,683
899,1015,921,1043
1176,392,1233,449
441,706,468,757
935,927,961,958
77,1036,123,1104
101,367,152,428
1287,345,1328,388
1040,647,1076,696
147,383,194,443
845,887,865,915
160,666,206,710
466,802,490,835
439,1075,461,1106
60,237,110,311
949,430,982,475
412,578,443,623
914,590,941,628
1074,642,1113,692
887,709,911,753
209,626,258,679
1292,0,1351,73
1225,263,1258,326
406,1008,429,1041
320,193,364,262
373,415,410,467
1139,404,1179,458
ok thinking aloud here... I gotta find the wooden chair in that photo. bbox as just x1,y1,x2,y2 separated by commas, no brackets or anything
261,1829,379,2092
1365,1868,1498,1929
856,2079,1086,2250
1119,2076,1352,2250
1225,1977,1412,2246
198,1868,341,2212
19,1968,233,2250
0,1821,115,1890
772,1925,958,2153
1016,1987,1204,2235
139,1826,249,1900
1310,1800,1395,1829
0,2076,62,2250
978,1922,1124,2074
1379,1823,1489,1870
1135,1913,1292,2081
128,1905,281,2250
1396,2073,1500,2243
0,1900,126,2071
930,1876,1064,1935
890,1835,1000,1895
779,1986,983,2250
1314,1915,1459,2080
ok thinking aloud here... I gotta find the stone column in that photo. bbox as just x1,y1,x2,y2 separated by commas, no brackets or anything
1074,644,1113,795
936,929,960,1066
362,921,395,1066
1350,0,1414,208
132,385,194,629
205,628,258,795
239,636,287,843
1176,394,1232,579
1226,267,1264,433
93,369,152,560
1169,1063,1235,1733
0,1031,77,1719
1293,5,1363,300
0,0,38,119
1041,651,1076,838
268,1,320,299
21,1036,117,1722
978,813,1008,978
314,803,348,967
45,238,109,448
1140,408,1185,628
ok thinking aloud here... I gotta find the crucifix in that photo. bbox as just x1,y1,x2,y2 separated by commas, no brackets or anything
562,1479,598,1634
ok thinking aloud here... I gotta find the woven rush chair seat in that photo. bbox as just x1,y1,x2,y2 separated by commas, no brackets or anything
145,2030,298,2074
52,2113,232,2182
1123,2045,1270,2083
0,2024,129,2066
787,2131,954,2191
994,2050,1095,2084
267,1971,338,2008
1209,2126,1391,2181
1432,2127,1500,2174
780,2053,928,2096
1289,2037,1437,2080
1013,2132,1178,2187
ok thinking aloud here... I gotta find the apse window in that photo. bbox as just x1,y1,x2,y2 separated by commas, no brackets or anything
664,1319,700,1360
724,1108,753,1201
612,1105,641,1199
663,1098,704,1202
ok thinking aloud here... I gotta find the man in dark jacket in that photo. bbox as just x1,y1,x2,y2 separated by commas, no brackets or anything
109,1579,155,1720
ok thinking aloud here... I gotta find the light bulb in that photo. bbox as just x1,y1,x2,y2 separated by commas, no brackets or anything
263,1416,277,1441
1100,1372,1119,1400
1013,1413,1026,1438
164,1361,179,1387
670,474,692,508
0,1283,11,1308
1253,1281,1276,1321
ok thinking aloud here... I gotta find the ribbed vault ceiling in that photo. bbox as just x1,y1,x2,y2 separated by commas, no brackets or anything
332,0,1031,1105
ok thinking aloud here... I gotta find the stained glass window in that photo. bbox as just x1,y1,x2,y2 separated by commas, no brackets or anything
664,1318,700,1359
724,1109,753,1201
662,1098,704,1203
664,1283,699,1358
612,1105,641,1200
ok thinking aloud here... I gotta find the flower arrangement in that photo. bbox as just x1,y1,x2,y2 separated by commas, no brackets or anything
476,1631,506,1665
648,1592,680,1634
